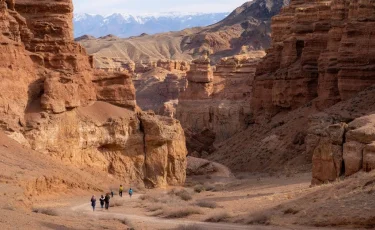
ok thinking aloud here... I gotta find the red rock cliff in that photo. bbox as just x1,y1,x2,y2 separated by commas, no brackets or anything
0,0,187,188
206,0,375,179
252,0,375,120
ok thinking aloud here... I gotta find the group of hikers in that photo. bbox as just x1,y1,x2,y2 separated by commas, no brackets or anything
90,185,133,211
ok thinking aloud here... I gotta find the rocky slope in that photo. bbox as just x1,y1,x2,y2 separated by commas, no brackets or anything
73,12,229,38
0,0,187,189
77,0,288,67
208,0,375,180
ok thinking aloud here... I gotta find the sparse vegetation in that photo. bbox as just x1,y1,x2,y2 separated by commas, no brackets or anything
139,194,155,202
176,190,193,201
205,212,231,222
203,183,215,191
32,207,59,216
212,184,225,192
283,208,299,215
109,200,126,207
175,224,205,230
120,217,134,229
165,207,202,218
146,204,163,212
196,200,217,209
194,184,205,193
168,189,193,201
246,213,271,225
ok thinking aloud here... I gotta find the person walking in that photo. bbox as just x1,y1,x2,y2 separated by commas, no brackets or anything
90,195,96,211
128,188,133,198
111,190,114,198
119,185,124,197
99,195,105,209
104,193,111,210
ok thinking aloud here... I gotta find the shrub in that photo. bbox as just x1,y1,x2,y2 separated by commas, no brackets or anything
120,217,134,229
246,213,270,225
165,207,202,218
169,189,193,201
204,184,215,191
196,201,217,209
194,185,205,193
175,190,192,201
175,224,205,230
205,212,230,222
32,208,59,216
139,194,155,202
212,184,225,192
283,208,299,215
150,209,164,217
109,200,125,207
147,204,163,212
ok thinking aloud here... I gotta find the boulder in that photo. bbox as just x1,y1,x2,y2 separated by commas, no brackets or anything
363,143,375,172
312,138,343,184
187,156,232,178
343,141,365,177
327,123,347,145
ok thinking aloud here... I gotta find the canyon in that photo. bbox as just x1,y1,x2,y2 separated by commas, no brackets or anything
0,0,187,190
78,0,375,183
0,0,375,229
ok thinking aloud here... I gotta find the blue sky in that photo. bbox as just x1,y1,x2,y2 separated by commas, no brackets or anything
73,0,248,15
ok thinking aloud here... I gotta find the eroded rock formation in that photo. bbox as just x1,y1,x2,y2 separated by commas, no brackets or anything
93,59,190,74
134,68,188,118
252,0,375,120
205,0,375,180
0,0,187,188
177,53,265,155
310,112,375,185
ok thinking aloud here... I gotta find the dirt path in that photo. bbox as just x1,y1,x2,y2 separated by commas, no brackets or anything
71,195,321,230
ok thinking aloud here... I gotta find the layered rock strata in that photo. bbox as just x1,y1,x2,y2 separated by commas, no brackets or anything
177,53,264,154
91,58,190,74
133,68,188,118
0,0,187,188
205,0,375,180
252,0,375,120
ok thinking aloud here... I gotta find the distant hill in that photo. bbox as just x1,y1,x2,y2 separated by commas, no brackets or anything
73,12,229,38
77,0,289,67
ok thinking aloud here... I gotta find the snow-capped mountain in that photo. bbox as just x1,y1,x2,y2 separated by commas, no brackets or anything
73,12,229,38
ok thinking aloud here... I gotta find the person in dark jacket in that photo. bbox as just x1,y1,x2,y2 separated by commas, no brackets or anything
90,195,96,211
104,193,111,210
99,195,105,209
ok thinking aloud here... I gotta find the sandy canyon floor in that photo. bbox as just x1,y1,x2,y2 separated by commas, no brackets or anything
6,171,372,230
